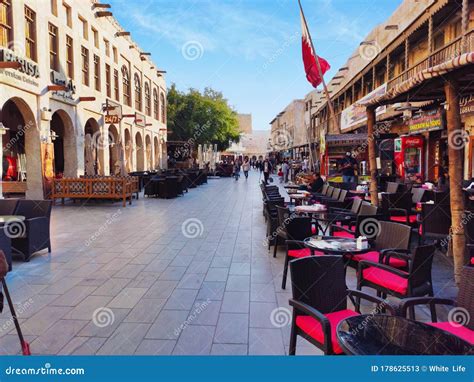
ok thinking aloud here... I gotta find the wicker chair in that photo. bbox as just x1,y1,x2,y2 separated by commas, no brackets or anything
12,200,52,262
348,220,412,270
418,202,451,244
273,206,312,258
399,266,474,345
357,244,436,319
329,203,378,239
329,197,364,218
288,256,395,355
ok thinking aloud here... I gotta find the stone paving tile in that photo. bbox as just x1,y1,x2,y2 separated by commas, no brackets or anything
248,328,285,355
204,267,229,282
51,286,97,307
91,278,131,297
250,283,277,302
211,343,248,355
163,289,198,310
229,262,251,275
96,323,150,355
145,310,190,340
77,308,130,338
124,299,166,323
30,319,89,354
196,282,226,301
188,300,221,326
214,313,248,344
158,266,187,281
21,306,72,336
63,296,113,320
108,288,148,309
58,337,107,355
134,339,176,355
249,302,278,329
221,291,249,313
226,275,250,292
177,273,205,289
173,325,215,355
143,280,178,299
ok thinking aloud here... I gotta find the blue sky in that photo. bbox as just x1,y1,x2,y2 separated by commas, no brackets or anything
108,0,402,130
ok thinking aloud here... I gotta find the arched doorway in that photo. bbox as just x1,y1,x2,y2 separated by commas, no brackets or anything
50,110,76,178
135,132,144,171
154,136,159,169
0,98,42,199
84,118,102,175
108,124,120,175
145,135,152,170
124,128,132,173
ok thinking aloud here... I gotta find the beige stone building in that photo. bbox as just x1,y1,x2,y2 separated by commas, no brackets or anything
269,99,306,157
237,113,252,134
0,0,167,199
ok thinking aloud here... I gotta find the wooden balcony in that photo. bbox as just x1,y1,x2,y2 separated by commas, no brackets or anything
388,29,474,92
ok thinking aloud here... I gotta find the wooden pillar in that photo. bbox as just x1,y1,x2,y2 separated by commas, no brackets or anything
444,77,467,284
404,38,409,72
367,107,379,207
462,0,469,50
428,16,433,53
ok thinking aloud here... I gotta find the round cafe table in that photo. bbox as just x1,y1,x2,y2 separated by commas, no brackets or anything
304,236,371,257
289,194,309,206
337,315,473,355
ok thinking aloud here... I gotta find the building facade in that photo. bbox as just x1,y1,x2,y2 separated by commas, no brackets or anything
0,0,167,199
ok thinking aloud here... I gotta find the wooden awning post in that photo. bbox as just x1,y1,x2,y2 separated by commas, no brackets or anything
444,77,467,284
366,107,379,206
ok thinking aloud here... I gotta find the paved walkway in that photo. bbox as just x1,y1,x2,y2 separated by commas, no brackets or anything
0,170,456,355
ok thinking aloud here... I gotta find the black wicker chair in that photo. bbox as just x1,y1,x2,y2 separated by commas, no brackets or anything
418,202,451,244
288,256,395,355
0,199,19,215
12,200,52,262
357,244,436,319
273,206,311,258
399,266,473,345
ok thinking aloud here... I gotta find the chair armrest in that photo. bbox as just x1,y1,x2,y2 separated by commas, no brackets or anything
388,207,408,216
399,297,456,320
383,250,412,265
285,240,307,251
358,260,409,278
330,224,355,235
379,248,410,256
289,299,331,350
347,289,397,315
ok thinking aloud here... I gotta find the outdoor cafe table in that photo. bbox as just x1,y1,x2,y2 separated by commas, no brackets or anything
337,315,474,355
292,205,327,234
304,236,371,257
305,211,354,235
289,194,309,206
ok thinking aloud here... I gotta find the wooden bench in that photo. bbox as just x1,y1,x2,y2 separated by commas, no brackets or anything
51,177,138,207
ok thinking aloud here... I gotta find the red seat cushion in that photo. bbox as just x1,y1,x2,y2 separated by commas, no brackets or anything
296,310,359,354
471,257,474,265
333,230,355,239
428,322,474,344
352,251,407,268
362,267,408,294
288,248,324,258
390,215,417,224
311,226,317,235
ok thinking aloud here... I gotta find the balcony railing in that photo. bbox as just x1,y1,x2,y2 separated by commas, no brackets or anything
388,29,474,91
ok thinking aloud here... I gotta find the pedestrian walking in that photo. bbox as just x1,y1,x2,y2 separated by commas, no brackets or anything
263,158,272,185
233,161,241,181
282,160,289,183
242,158,250,179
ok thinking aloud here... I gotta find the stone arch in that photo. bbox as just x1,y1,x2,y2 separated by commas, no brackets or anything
124,128,132,173
135,131,144,171
50,109,77,178
108,124,120,175
84,118,103,175
0,97,42,199
145,134,152,170
154,136,159,169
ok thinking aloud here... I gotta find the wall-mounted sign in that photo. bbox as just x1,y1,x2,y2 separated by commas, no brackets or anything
105,114,121,124
408,108,443,134
341,84,387,131
135,112,146,127
460,94,474,116
0,48,40,78
50,71,75,102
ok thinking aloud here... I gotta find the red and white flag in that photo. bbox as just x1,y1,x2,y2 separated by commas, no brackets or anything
300,7,330,88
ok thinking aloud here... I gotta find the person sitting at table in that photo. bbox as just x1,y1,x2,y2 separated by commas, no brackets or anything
301,173,324,194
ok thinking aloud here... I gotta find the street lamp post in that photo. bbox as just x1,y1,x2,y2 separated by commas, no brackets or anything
0,122,9,199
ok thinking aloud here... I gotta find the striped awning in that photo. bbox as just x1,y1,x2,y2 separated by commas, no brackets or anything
365,52,474,107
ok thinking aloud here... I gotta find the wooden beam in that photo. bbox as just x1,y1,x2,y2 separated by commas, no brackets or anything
78,97,96,102
47,85,68,92
115,31,130,37
96,11,112,17
92,3,111,9
140,53,151,56
366,107,379,207
0,62,21,69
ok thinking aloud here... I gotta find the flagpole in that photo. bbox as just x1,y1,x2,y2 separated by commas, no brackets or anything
298,0,338,175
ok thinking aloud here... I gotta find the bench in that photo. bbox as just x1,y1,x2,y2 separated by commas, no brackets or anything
51,177,138,207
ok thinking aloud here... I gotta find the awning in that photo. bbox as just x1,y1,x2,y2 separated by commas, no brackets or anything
326,133,368,147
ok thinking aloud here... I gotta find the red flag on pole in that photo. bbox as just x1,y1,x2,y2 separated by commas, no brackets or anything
300,7,330,88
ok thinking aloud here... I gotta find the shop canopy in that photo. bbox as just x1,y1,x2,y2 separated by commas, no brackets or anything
326,133,368,147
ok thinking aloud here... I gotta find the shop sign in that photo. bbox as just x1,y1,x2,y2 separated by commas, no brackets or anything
50,71,76,102
0,48,40,78
135,113,146,127
341,84,387,131
105,114,121,124
460,94,474,116
408,109,443,134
